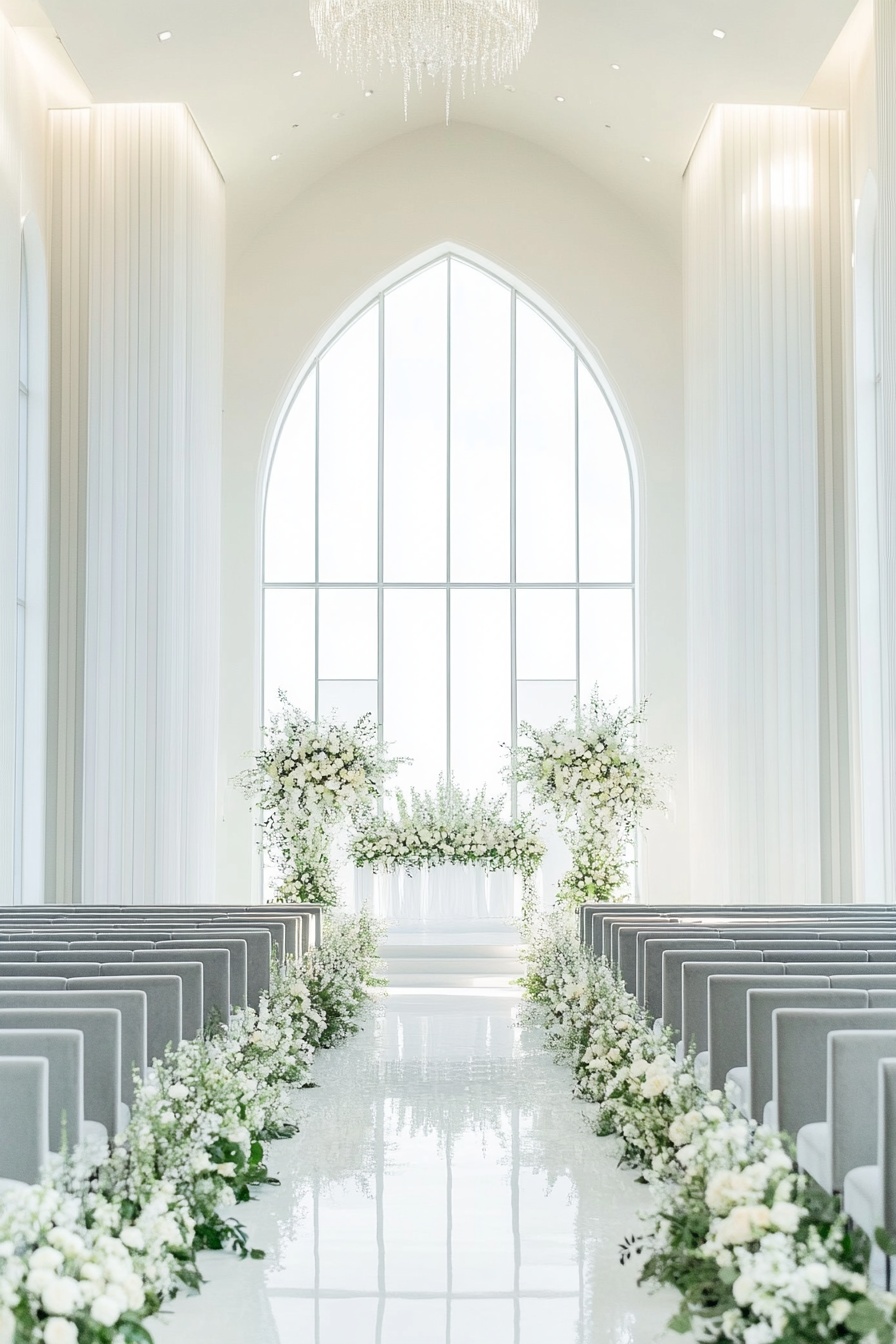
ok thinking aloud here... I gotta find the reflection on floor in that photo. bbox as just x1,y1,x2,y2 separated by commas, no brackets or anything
154,992,680,1343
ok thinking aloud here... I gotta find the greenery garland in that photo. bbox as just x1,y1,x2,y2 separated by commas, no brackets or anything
510,690,668,906
350,776,545,879
238,696,402,906
523,914,896,1344
0,912,382,1344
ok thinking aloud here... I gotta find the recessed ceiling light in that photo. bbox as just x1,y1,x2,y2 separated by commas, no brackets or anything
332,111,344,119
364,89,374,97
292,70,302,77
157,30,172,41
713,28,726,38
271,153,281,161
504,84,515,92
555,95,565,103
642,155,651,163
610,63,620,70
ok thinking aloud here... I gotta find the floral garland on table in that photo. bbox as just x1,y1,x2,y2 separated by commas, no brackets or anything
0,912,383,1344
238,695,402,906
510,690,667,907
523,913,896,1344
350,777,545,881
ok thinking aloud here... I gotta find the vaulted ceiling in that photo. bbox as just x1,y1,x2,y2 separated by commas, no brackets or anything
31,0,858,256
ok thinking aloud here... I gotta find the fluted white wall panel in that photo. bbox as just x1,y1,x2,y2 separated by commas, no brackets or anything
686,105,848,904
0,20,22,903
874,0,896,901
49,104,224,904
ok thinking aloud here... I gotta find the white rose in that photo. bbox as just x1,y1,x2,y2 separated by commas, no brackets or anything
168,1083,189,1101
705,1170,755,1214
828,1299,853,1325
642,1071,672,1098
769,1202,803,1233
215,1162,237,1178
41,1276,82,1316
90,1294,122,1327
30,1247,64,1273
0,1308,14,1344
715,1205,771,1245
119,1226,145,1251
743,1325,776,1344
44,1320,78,1344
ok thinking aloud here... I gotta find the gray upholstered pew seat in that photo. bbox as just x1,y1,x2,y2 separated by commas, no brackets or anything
634,931,725,1007
843,1057,896,1282
707,974,829,1095
190,928,272,1004
0,1006,122,1142
0,1033,76,1154
0,961,102,978
75,975,181,1065
133,949,230,1027
736,986,863,1120
0,1056,49,1187
0,988,146,1108
769,1007,896,1139
663,951,765,1039
618,925,721,996
38,949,135,963
798,1029,896,1194
679,961,785,1059
642,938,736,1018
101,963,198,1042
160,939,248,1010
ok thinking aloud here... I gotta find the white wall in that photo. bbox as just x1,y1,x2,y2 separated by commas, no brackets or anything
47,103,225,905
0,8,53,902
219,122,689,906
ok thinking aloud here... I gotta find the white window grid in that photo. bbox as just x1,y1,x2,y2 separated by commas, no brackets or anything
262,253,638,817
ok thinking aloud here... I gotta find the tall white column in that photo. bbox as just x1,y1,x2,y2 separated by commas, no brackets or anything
685,105,850,904
48,104,224,904
873,0,896,902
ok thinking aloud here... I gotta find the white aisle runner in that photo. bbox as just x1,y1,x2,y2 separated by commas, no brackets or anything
155,994,679,1343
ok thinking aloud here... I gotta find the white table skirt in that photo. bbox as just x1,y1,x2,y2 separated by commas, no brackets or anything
353,864,525,921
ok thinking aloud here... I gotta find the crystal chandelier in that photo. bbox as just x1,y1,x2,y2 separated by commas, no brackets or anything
310,0,538,116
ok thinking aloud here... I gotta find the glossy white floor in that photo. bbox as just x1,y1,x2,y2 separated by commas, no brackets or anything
154,991,680,1343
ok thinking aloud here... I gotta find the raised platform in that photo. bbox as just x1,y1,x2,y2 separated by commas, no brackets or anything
379,921,525,988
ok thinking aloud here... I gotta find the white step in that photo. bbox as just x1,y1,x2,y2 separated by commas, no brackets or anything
387,972,522,988
382,956,523,976
380,943,522,959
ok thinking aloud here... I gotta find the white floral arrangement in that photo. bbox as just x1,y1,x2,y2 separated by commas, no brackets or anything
350,777,545,881
523,914,896,1344
238,695,402,906
510,690,668,906
0,912,382,1344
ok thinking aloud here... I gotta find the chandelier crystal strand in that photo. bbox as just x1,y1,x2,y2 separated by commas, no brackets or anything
310,0,538,119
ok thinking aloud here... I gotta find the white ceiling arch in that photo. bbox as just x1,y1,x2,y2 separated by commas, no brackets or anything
33,0,859,256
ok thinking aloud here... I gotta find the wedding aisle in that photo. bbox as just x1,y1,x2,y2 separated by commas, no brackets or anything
154,992,680,1343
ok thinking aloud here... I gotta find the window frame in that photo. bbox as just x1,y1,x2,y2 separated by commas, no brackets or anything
258,246,641,818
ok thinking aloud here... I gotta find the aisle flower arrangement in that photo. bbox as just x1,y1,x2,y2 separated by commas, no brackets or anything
510,691,667,906
523,914,896,1344
350,776,545,883
239,695,402,905
0,912,382,1344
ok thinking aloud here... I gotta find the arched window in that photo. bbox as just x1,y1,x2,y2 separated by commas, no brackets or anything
262,252,636,803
